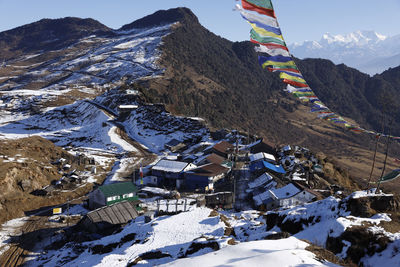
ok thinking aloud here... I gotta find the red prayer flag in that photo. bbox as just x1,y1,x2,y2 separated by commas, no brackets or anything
282,79,308,88
242,0,276,18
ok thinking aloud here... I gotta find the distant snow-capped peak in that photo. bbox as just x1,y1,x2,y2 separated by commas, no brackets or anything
320,30,387,46
289,30,400,75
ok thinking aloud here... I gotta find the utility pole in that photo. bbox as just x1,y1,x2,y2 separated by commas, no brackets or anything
375,91,395,192
366,134,380,189
67,198,70,227
377,121,392,192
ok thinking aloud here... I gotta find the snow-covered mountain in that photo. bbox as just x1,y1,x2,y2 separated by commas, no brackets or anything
289,30,400,75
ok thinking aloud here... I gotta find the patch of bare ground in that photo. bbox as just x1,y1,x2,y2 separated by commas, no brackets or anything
0,136,112,224
326,226,391,265
129,251,172,266
40,88,108,109
380,212,400,233
304,242,353,267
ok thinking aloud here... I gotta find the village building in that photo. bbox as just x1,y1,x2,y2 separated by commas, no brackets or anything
247,172,274,192
248,139,276,155
212,141,234,159
194,153,226,166
205,192,234,209
184,163,230,191
88,182,138,210
164,139,186,153
134,176,160,187
151,159,196,189
253,183,319,210
137,186,171,199
210,129,229,140
250,160,286,176
249,152,277,164
79,201,140,233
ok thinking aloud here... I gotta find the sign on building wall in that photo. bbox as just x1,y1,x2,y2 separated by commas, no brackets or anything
53,207,62,215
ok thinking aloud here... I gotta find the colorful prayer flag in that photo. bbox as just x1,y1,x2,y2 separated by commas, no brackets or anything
242,0,276,18
236,4,279,27
249,23,284,40
255,45,290,57
276,70,305,79
251,30,286,46
282,79,308,88
250,39,289,51
268,67,300,73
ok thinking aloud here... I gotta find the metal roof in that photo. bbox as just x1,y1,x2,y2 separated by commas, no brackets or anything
99,182,137,197
86,201,139,225
213,141,234,154
187,163,229,177
249,152,276,163
269,183,300,200
263,161,286,174
248,173,273,189
152,159,190,173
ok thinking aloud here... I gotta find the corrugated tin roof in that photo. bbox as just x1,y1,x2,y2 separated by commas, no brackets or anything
152,160,189,173
263,161,286,174
99,182,137,197
249,152,276,163
213,141,234,154
86,201,139,225
187,163,229,177
206,153,225,165
270,183,300,200
248,173,273,189
140,186,170,196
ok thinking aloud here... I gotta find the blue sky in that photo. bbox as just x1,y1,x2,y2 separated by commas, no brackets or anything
0,0,399,44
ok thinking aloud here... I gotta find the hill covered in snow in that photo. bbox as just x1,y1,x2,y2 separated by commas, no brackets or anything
289,30,400,75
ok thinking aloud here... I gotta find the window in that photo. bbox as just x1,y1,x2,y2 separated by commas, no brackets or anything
107,197,113,202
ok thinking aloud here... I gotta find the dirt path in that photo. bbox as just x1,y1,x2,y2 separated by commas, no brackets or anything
85,100,157,181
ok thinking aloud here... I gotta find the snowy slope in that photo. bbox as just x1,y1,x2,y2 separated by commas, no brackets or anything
290,30,400,75
123,106,209,153
163,237,338,267
0,24,172,92
28,207,337,267
0,23,173,130
20,190,399,266
0,101,122,151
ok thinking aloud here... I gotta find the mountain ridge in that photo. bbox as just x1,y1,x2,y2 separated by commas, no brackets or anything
290,30,400,75
0,17,113,60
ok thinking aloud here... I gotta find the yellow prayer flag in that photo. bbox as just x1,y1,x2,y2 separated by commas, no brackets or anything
249,22,284,40
279,72,306,84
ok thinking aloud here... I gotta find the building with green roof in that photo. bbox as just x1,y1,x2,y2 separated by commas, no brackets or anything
89,182,139,210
